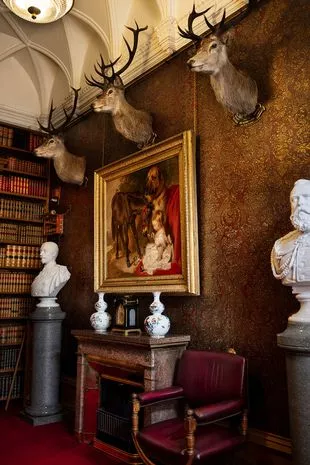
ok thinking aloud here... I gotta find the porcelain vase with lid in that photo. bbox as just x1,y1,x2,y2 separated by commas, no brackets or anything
144,291,170,338
90,292,111,332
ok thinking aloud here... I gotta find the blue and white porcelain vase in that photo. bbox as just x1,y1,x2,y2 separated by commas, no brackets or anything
144,291,170,338
90,292,111,332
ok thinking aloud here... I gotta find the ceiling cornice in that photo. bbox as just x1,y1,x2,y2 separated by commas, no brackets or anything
0,0,250,130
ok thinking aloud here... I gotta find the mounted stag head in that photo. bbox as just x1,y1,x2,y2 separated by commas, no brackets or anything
35,88,86,186
178,5,265,125
86,22,156,148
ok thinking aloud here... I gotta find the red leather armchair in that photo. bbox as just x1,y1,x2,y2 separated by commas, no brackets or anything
132,350,247,465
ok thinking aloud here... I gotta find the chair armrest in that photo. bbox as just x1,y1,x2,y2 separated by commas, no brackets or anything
137,386,184,406
194,399,244,424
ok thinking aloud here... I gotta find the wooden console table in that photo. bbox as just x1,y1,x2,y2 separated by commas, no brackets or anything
72,330,190,464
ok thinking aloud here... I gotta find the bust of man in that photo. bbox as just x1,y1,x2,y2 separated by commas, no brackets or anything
271,179,310,286
31,242,71,297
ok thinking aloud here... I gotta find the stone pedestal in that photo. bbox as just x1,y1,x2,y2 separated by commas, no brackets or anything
23,297,66,426
277,321,310,465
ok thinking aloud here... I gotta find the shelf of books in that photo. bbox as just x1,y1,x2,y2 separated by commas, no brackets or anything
0,122,50,404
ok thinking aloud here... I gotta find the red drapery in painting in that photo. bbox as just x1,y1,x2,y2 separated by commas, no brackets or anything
135,184,181,276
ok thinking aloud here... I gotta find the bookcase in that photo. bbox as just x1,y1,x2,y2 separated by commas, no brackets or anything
0,122,50,404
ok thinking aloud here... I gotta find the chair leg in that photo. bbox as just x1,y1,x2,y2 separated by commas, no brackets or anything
241,409,248,436
132,393,157,465
132,393,140,437
184,409,197,465
132,434,158,465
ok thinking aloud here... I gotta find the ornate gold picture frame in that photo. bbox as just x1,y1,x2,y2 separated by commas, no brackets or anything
94,130,199,295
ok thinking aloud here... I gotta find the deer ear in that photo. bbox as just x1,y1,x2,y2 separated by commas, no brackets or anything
222,30,234,45
113,76,124,89
57,133,65,141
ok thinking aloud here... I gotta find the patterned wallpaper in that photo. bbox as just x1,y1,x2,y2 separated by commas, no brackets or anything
60,0,309,437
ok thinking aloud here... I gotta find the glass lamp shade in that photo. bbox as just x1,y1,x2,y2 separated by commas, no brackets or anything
3,0,74,23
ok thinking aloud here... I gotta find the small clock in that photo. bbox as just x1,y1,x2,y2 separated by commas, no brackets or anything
112,295,141,336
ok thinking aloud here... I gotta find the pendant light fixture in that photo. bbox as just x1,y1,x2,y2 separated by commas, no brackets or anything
3,0,74,23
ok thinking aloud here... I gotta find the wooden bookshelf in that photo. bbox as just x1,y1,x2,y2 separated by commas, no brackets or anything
1,168,48,179
0,122,50,405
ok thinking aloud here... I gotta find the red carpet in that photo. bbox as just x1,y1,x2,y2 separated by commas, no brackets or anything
0,407,122,465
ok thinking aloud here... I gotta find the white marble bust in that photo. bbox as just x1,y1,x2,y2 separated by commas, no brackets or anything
271,179,310,285
271,179,310,322
31,242,71,297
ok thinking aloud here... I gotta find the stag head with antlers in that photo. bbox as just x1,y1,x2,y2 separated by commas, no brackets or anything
86,22,156,148
35,88,87,186
178,4,265,125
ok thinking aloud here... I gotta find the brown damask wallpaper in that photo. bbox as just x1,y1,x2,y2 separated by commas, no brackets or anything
58,0,309,438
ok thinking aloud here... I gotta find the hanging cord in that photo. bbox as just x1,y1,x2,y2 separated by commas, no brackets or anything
101,115,106,167
193,71,198,134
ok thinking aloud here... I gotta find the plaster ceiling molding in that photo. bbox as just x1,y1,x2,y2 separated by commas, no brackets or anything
29,49,68,111
0,0,251,131
70,1,111,53
51,19,109,123
154,17,178,56
152,0,177,55
107,0,132,60
0,14,24,58
102,0,161,85
0,4,73,128
0,54,41,127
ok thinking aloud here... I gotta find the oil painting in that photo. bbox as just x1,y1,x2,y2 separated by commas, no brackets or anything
94,130,199,295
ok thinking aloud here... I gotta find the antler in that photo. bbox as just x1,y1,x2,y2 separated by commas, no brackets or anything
178,5,211,43
38,87,80,135
113,21,148,78
85,55,120,89
204,9,226,36
85,21,147,89
37,101,56,134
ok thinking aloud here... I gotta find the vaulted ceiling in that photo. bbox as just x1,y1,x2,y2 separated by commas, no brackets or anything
0,0,248,130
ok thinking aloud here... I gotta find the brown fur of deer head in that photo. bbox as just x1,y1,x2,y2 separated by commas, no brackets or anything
35,88,86,186
179,4,265,124
91,76,124,113
86,22,156,148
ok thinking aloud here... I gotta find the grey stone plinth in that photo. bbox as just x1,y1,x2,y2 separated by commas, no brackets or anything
24,298,66,426
277,321,310,465
21,410,64,426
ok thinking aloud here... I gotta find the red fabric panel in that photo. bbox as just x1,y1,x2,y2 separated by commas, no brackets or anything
176,350,246,407
134,184,182,277
83,388,99,436
138,386,184,405
138,418,245,465
165,185,181,265
194,399,244,423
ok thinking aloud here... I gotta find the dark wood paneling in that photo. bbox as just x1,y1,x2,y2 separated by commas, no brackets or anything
57,0,309,438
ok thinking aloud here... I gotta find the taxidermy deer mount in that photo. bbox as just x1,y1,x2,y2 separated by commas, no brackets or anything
86,22,156,148
35,88,86,186
178,4,265,125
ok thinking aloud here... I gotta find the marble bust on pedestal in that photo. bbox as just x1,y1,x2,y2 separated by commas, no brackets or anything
25,241,70,425
31,241,71,298
271,179,310,322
